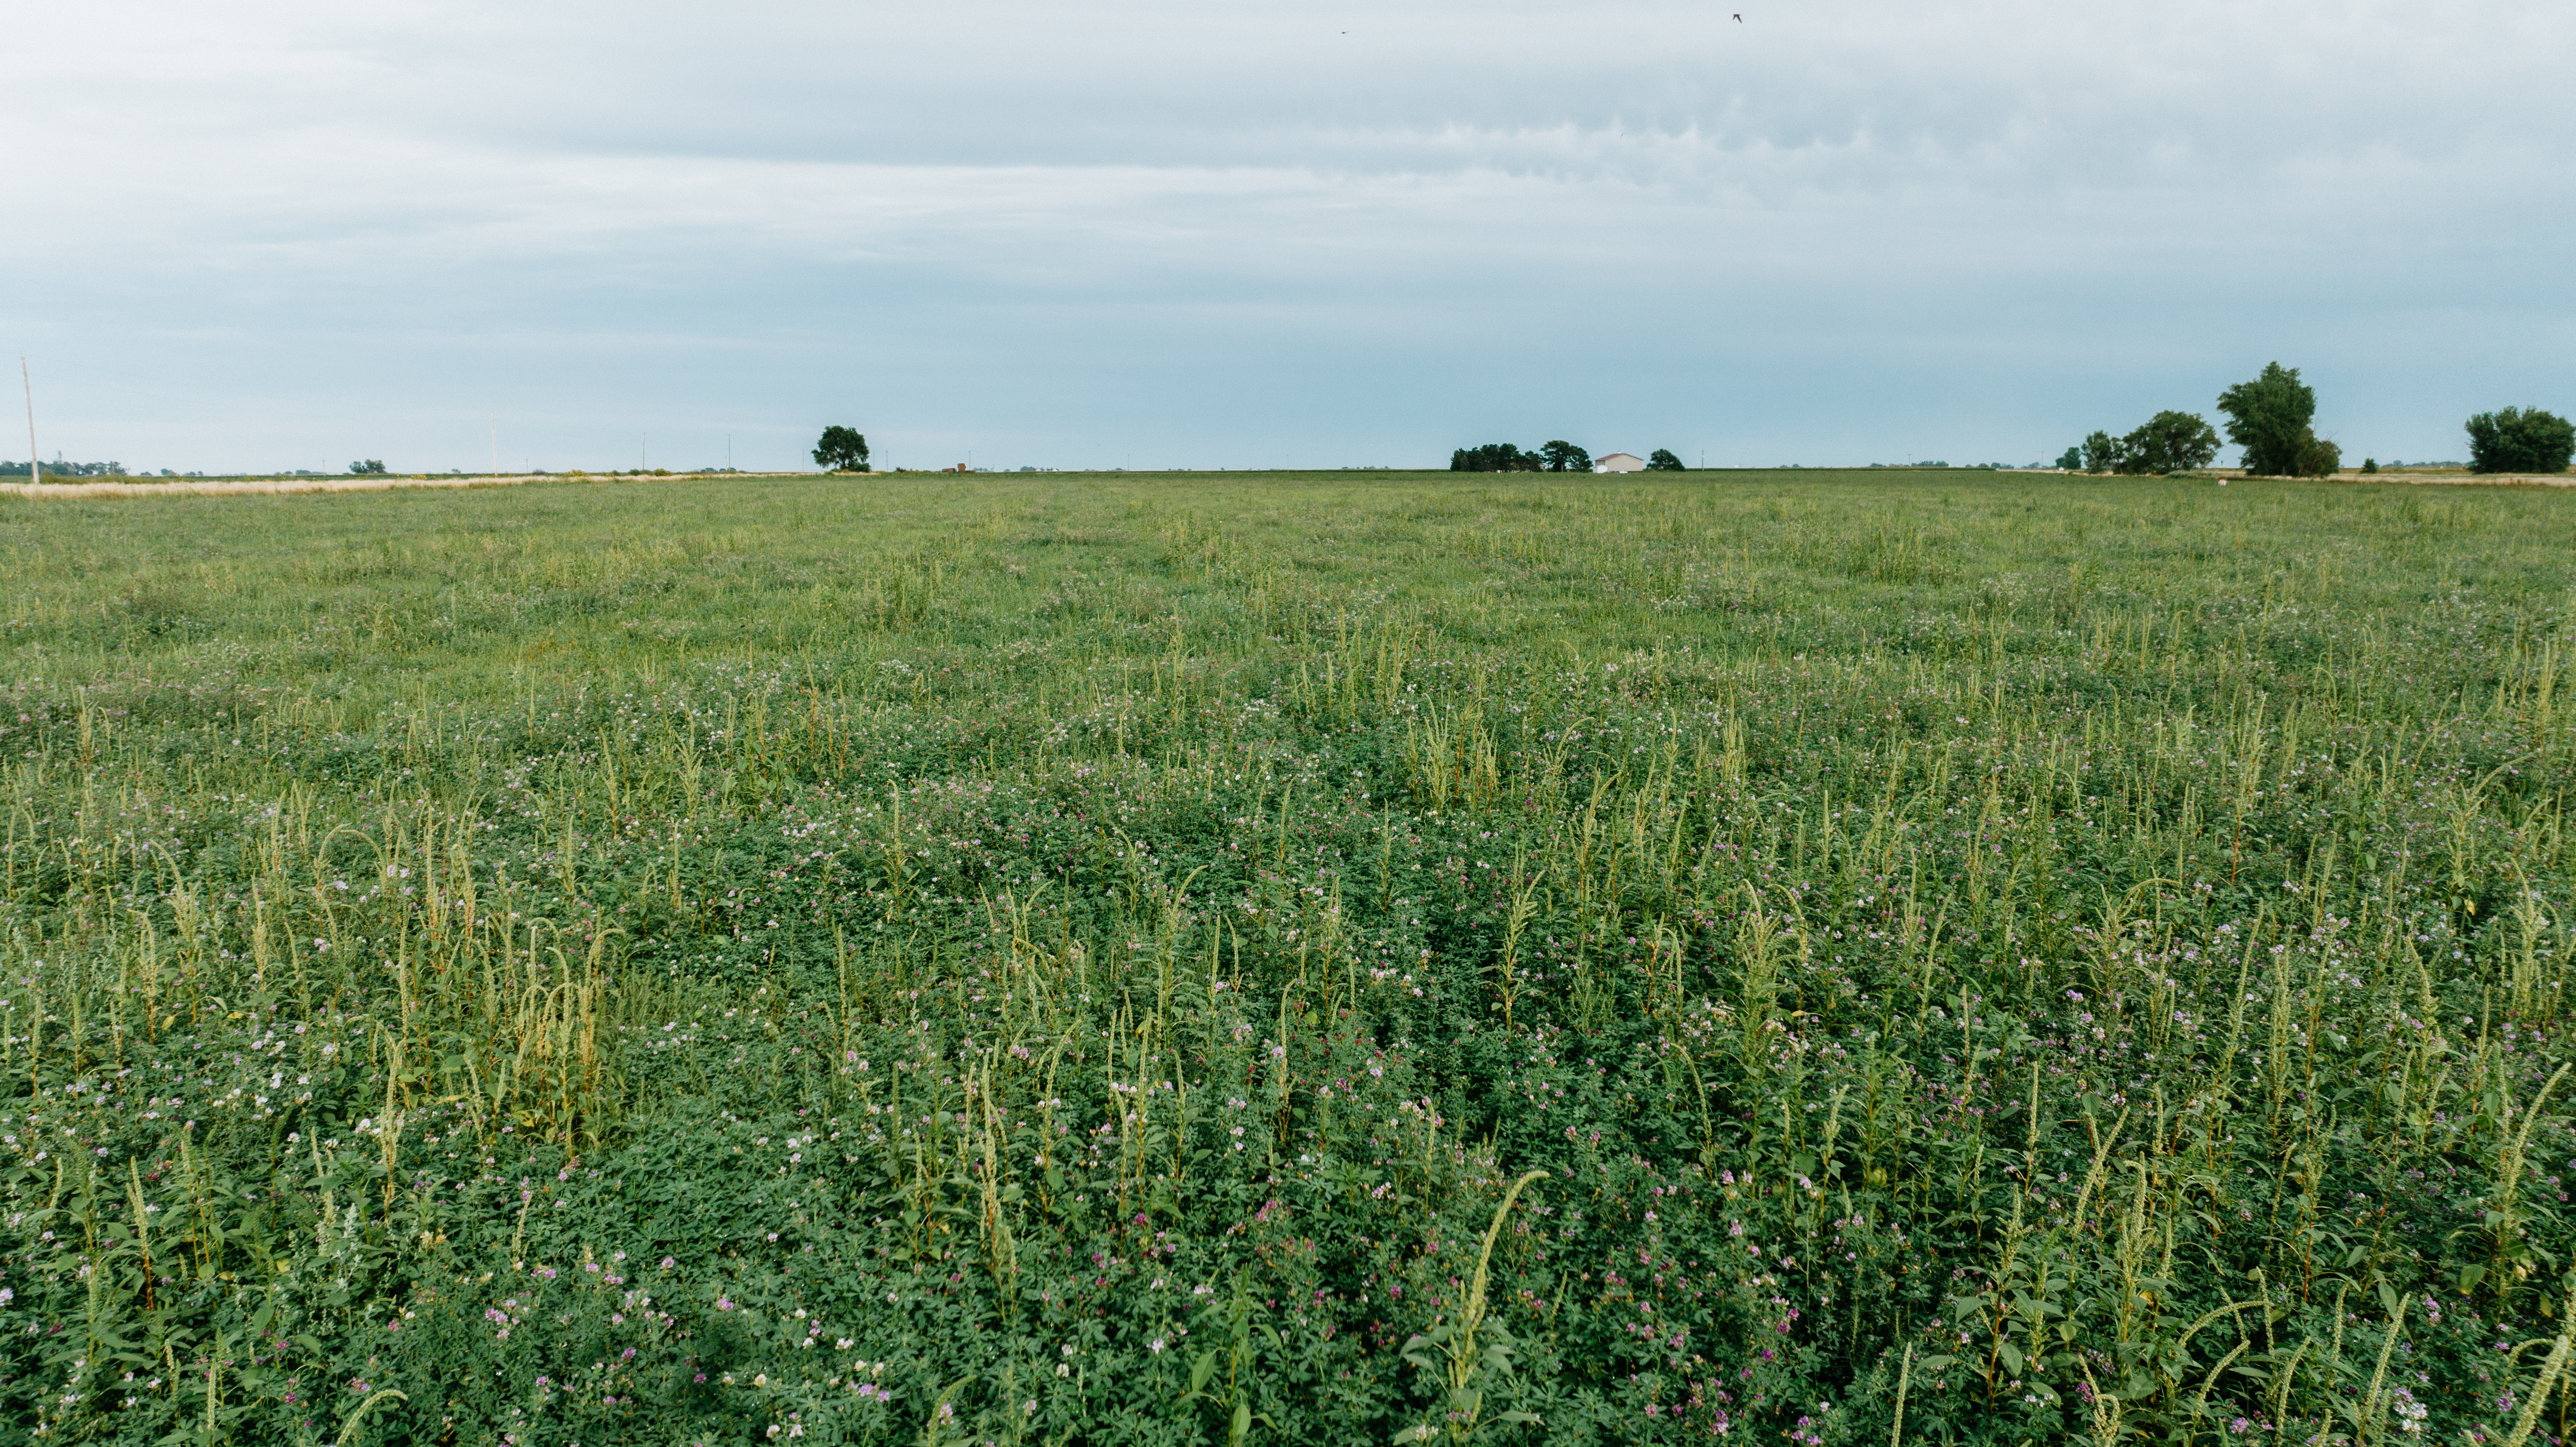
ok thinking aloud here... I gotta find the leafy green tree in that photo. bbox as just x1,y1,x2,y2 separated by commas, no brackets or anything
1450,443,1538,472
2055,446,2082,470
813,426,870,472
1646,448,1685,471
2114,411,2222,475
2216,362,2319,475
1538,440,1592,473
2295,434,2342,477
349,459,386,475
2360,457,2379,474
2081,431,2120,474
2465,407,2576,473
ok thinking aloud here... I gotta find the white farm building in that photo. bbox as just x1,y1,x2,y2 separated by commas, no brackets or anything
1593,452,1646,473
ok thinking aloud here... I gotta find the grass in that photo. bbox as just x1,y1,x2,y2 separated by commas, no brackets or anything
4,468,2576,1446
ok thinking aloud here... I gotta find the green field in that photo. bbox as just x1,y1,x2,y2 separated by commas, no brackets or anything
6,469,2576,1446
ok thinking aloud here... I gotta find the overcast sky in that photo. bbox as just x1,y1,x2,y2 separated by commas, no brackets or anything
7,0,2572,473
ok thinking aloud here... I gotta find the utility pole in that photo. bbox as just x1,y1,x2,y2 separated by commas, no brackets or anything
20,358,36,486
641,433,647,470
490,415,498,477
727,434,732,471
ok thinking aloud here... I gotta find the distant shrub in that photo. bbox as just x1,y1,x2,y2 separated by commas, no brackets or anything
1450,443,1540,471
1646,448,1685,470
2081,430,2119,473
1538,440,1592,472
2295,433,2343,477
2107,410,2222,475
2466,406,2576,473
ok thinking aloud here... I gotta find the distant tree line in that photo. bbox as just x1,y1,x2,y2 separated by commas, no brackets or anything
1449,443,1538,471
1449,442,1688,472
2059,363,2571,480
1452,441,1589,472
2076,411,2224,476
1,460,123,477
2063,362,2338,477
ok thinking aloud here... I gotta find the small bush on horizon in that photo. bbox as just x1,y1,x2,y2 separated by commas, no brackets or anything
2295,432,2344,477
2467,406,2576,474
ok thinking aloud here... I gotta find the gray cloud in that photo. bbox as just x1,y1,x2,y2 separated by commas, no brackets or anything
7,0,2571,471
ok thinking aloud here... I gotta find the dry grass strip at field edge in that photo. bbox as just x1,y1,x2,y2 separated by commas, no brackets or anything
0,471,807,499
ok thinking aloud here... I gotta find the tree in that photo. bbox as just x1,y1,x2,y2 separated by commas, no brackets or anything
2215,362,2319,476
2055,446,2082,470
813,426,870,472
2081,431,2120,474
2113,410,2222,475
1646,448,1684,471
1538,440,1592,473
349,459,386,475
2294,434,2342,478
1451,443,1538,472
2465,407,2576,473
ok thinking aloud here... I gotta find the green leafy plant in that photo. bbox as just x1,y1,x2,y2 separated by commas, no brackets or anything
2467,406,2576,474
4,468,2576,1447
2114,410,2222,474
2217,362,2336,475
1536,441,1591,473
1448,444,1539,471
815,424,871,471
1396,1170,1549,1446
